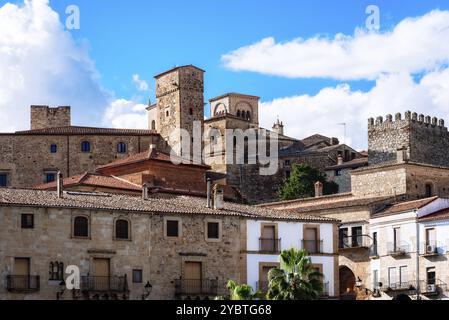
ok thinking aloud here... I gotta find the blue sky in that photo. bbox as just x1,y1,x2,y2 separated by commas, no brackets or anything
45,0,449,101
1,0,449,149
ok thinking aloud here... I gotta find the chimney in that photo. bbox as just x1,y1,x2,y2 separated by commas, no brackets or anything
206,178,212,208
314,181,323,198
142,183,149,200
213,184,224,210
397,147,407,163
337,154,344,165
57,171,63,198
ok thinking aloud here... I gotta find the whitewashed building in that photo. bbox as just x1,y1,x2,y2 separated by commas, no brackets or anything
369,197,449,300
242,214,339,298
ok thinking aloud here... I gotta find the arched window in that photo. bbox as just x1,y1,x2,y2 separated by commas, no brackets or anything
246,111,251,121
81,141,91,153
74,216,89,237
117,142,127,154
151,120,156,130
236,110,241,117
115,219,129,240
49,261,64,281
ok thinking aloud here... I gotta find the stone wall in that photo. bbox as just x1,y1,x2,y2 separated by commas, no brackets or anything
0,205,242,300
0,134,160,188
30,106,71,130
368,111,449,167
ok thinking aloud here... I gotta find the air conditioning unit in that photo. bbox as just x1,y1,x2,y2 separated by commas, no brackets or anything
426,245,437,254
427,284,436,293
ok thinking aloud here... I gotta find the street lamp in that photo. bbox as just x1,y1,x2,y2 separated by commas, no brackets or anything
142,281,152,300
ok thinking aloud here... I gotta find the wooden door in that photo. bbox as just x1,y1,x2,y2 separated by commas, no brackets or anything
184,262,202,294
14,258,30,290
261,225,276,252
93,258,110,290
305,228,318,253
260,266,275,292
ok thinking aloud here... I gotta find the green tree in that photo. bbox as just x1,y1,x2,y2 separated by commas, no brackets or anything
215,280,260,300
279,164,338,200
266,248,324,300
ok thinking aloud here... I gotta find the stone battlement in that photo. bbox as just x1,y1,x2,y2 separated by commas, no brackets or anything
368,111,447,132
30,105,71,130
368,111,449,167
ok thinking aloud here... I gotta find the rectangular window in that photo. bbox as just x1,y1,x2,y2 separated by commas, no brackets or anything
373,270,379,289
399,266,408,286
393,227,401,251
0,173,8,187
426,228,436,247
388,267,397,287
335,169,342,176
21,214,34,229
45,173,56,183
166,220,179,237
132,269,143,283
427,267,436,285
351,226,363,247
207,222,220,239
339,228,348,248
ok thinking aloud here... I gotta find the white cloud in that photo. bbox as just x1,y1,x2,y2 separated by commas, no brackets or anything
0,0,149,132
0,0,113,132
222,10,449,80
103,99,148,129
132,74,149,92
260,68,449,150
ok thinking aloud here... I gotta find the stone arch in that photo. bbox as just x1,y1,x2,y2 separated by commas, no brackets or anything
424,181,435,197
339,266,356,299
235,101,253,120
214,103,227,117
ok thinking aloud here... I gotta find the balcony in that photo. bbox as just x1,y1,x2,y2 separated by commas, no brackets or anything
420,280,447,296
381,281,416,293
387,242,410,257
339,235,371,251
302,239,324,254
259,238,281,253
6,275,40,293
420,242,441,257
174,279,218,296
80,276,129,293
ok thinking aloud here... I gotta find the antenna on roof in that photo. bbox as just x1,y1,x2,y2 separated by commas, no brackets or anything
337,123,346,145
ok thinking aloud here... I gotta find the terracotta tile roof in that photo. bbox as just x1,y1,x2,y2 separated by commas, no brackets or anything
373,197,439,216
0,189,339,223
260,193,394,213
95,148,210,171
301,134,332,147
325,157,368,170
35,172,141,191
14,126,157,136
419,207,449,222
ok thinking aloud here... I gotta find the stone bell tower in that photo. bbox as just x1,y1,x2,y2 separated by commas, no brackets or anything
152,65,205,156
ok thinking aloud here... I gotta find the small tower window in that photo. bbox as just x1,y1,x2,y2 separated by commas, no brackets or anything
237,110,241,118
166,110,170,117
50,144,57,153
189,108,193,115
151,120,156,130
73,216,89,238
425,184,433,197
117,142,127,154
81,141,91,153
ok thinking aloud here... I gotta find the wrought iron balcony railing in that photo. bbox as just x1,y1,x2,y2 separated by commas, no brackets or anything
380,280,416,292
302,239,324,254
80,275,129,292
259,238,281,253
339,235,371,250
387,242,410,256
174,279,218,296
6,275,40,292
420,242,442,256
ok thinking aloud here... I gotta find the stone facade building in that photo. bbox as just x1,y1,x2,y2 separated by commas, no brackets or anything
0,187,338,300
262,111,449,299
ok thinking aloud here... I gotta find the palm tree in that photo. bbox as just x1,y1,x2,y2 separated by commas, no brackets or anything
266,248,324,300
216,280,260,300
